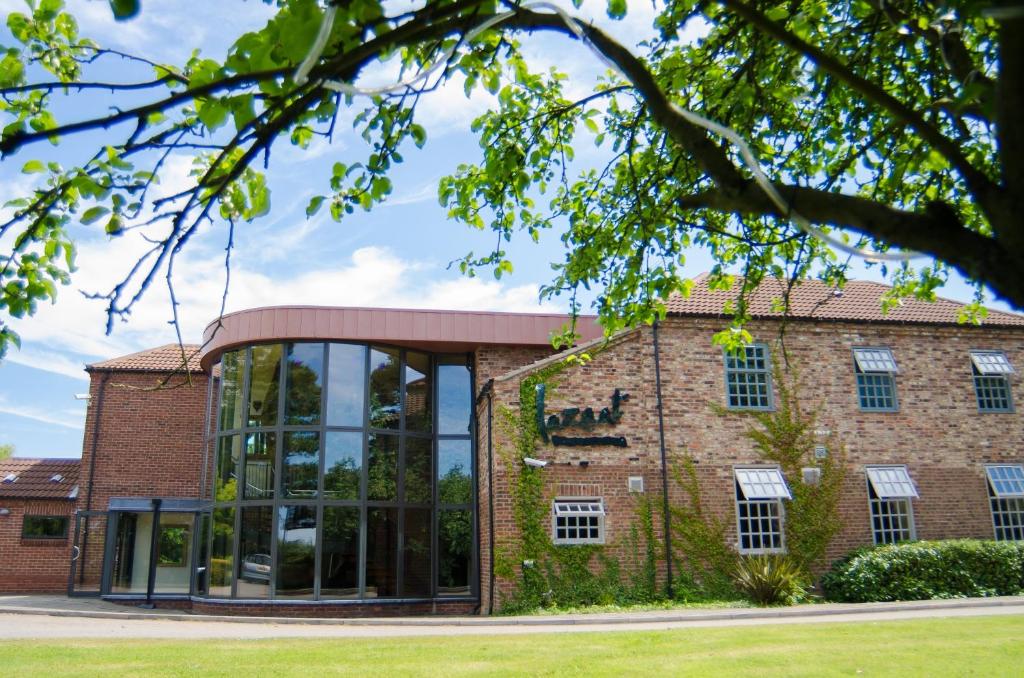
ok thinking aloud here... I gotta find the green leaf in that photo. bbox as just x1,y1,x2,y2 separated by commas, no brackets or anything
21,160,45,174
109,0,141,21
80,206,110,225
306,195,325,218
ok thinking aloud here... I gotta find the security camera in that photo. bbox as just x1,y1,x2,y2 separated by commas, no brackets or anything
523,457,548,468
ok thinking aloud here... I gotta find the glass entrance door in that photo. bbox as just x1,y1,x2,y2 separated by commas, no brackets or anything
68,511,108,597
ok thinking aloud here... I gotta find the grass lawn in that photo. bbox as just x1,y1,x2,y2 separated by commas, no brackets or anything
1,615,1021,676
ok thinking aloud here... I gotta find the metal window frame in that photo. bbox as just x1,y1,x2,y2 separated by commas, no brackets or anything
734,467,792,500
734,466,788,555
986,465,1024,541
852,347,899,412
865,465,918,499
985,465,1024,498
852,347,899,374
551,497,606,545
864,470,916,545
970,350,1016,376
723,344,774,411
206,341,477,604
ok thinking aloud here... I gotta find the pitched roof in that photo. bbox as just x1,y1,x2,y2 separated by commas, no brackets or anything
88,343,203,373
0,458,80,500
666,276,1024,327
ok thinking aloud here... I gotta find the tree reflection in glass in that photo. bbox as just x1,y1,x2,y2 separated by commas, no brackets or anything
238,506,272,599
215,435,240,502
218,350,245,431
247,345,281,428
324,431,361,500
210,507,234,597
285,343,323,425
404,437,432,504
438,439,472,505
404,508,431,597
365,507,397,597
282,431,319,498
368,347,400,429
367,433,397,501
321,506,359,598
438,509,471,596
277,505,316,599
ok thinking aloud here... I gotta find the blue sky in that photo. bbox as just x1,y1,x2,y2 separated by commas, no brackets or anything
0,0,1010,458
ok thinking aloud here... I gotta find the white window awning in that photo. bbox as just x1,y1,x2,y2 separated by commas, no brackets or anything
553,500,605,517
866,466,918,499
853,348,899,374
735,468,792,500
986,465,1024,497
970,351,1015,376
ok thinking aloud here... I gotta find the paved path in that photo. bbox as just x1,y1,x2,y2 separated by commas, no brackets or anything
0,595,1022,639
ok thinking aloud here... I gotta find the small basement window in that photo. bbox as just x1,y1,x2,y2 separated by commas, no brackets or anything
552,499,605,545
865,466,918,544
853,348,899,411
22,515,69,540
986,465,1024,541
734,467,791,554
971,351,1014,412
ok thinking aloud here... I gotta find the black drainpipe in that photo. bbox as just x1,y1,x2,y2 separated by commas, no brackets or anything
652,320,673,598
141,497,162,608
79,370,109,585
485,380,496,614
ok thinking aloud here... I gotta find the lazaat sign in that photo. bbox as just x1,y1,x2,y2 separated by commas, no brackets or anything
535,383,629,447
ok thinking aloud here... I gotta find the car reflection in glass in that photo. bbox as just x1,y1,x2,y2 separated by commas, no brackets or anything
241,553,271,582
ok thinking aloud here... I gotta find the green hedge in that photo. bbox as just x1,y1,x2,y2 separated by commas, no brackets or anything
821,540,1024,602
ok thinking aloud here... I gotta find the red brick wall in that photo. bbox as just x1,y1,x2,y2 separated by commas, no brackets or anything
480,318,1024,609
0,499,76,592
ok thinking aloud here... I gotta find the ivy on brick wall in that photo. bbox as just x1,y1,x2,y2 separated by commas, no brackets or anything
494,356,662,613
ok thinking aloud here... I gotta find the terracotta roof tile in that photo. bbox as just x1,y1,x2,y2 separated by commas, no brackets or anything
666,276,1024,327
88,343,203,373
0,458,80,500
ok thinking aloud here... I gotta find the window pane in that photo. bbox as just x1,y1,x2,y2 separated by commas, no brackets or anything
237,507,273,599
438,509,471,596
282,431,320,499
405,351,432,432
110,512,150,593
22,515,68,538
285,343,324,425
327,344,366,427
218,350,244,431
321,506,360,599
196,513,210,596
244,432,276,500
324,431,362,500
404,437,432,504
210,507,234,597
215,435,240,502
369,347,401,429
403,508,432,598
365,508,398,598
247,345,282,428
437,362,471,435
438,439,472,505
367,433,398,501
276,505,316,599
155,514,193,594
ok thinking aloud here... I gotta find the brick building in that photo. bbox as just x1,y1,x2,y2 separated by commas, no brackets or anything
0,458,80,592
4,276,1024,615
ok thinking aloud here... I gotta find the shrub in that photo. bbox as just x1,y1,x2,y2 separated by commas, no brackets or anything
821,540,1024,602
733,554,808,606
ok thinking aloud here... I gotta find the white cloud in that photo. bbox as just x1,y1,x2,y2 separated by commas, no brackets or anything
0,395,85,430
4,348,90,381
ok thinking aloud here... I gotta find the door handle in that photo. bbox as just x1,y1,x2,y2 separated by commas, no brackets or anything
71,545,81,562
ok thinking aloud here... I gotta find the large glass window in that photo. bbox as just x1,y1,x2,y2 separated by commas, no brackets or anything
209,342,475,601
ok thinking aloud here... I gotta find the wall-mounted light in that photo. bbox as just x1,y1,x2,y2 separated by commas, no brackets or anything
0,508,11,516
523,457,548,468
73,393,91,401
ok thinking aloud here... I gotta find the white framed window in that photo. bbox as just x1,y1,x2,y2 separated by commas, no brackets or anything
865,465,917,544
970,351,1015,412
986,465,1024,541
724,345,772,410
734,467,791,554
853,347,898,411
552,499,605,545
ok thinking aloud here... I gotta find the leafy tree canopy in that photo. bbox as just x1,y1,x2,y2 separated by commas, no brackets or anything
1,0,1021,357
